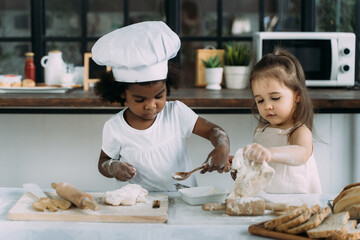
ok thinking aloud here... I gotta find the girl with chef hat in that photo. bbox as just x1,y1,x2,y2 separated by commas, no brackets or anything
92,21,231,192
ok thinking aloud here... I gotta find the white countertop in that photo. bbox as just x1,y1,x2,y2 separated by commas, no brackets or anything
0,187,335,240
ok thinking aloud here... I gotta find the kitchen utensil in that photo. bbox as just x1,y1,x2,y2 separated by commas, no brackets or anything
174,183,190,190
23,183,71,212
202,197,288,216
8,192,168,223
249,221,313,240
51,182,99,211
172,166,204,181
178,186,228,205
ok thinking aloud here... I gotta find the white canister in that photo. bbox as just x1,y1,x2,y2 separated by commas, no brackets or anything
41,50,66,85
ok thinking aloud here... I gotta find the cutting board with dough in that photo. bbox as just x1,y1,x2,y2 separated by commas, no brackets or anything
8,191,168,223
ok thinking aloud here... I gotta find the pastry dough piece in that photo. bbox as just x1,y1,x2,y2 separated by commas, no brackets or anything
11,82,22,87
22,79,35,87
0,81,11,87
231,148,274,198
104,184,148,206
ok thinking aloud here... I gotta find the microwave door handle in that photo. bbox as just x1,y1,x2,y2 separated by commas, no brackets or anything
330,39,338,80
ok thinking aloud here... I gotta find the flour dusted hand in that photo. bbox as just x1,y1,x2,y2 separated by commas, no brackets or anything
104,184,148,206
244,143,271,163
202,144,231,173
108,161,136,182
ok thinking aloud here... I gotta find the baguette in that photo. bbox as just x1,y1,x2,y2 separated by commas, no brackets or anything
306,211,349,238
287,206,331,234
264,204,307,230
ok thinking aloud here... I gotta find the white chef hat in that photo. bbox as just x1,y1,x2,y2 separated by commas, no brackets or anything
91,21,180,83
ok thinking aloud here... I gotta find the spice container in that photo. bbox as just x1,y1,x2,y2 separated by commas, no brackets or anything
24,52,36,82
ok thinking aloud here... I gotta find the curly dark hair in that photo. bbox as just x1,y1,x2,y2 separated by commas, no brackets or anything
94,62,182,106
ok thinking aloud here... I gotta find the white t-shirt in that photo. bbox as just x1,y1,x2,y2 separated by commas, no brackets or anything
102,100,198,191
254,126,322,194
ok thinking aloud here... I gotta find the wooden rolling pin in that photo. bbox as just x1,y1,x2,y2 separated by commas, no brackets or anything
202,197,288,216
51,182,99,211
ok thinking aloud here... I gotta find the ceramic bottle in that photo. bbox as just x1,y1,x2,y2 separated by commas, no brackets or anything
41,50,66,85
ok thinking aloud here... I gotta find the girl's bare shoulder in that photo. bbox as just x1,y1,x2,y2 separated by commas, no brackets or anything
290,124,312,144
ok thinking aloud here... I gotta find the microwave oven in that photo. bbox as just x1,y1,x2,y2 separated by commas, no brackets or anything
253,32,356,87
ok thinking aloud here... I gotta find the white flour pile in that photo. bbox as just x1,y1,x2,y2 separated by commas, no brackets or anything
104,184,148,206
230,148,274,198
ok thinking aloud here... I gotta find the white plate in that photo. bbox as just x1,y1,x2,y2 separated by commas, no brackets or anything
178,186,228,205
0,87,71,93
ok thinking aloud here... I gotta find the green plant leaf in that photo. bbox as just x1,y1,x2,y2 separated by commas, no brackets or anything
224,42,252,66
202,54,223,68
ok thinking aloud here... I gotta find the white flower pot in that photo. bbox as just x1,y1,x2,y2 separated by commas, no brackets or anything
224,65,250,89
205,67,223,90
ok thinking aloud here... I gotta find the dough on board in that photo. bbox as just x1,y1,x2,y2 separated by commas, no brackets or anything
230,148,274,198
104,184,148,206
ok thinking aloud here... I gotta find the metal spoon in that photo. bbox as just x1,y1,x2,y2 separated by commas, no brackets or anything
172,166,204,181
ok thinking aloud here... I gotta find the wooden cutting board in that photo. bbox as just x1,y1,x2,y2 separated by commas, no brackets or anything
8,191,168,223
248,221,319,240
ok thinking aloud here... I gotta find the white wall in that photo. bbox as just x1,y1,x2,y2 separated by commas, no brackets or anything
0,113,356,194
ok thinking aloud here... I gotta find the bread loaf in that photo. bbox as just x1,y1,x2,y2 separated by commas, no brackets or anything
287,206,330,234
275,208,312,232
333,188,360,214
344,203,360,219
343,182,360,192
264,204,307,230
306,211,349,238
343,219,360,240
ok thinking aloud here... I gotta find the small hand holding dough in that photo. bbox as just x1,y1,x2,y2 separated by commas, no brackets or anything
32,197,71,212
244,143,272,163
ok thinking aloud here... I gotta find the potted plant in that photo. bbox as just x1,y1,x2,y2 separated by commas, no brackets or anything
201,54,224,90
224,42,252,89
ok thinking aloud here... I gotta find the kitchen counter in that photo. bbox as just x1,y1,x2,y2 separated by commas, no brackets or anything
0,187,335,240
1,87,360,114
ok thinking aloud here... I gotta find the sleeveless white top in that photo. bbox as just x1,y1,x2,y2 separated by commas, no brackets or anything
101,101,198,192
253,126,321,194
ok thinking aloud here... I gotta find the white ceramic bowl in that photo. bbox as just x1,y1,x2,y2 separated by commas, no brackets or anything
178,186,228,205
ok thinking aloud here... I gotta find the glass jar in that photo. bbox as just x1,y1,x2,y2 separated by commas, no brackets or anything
25,52,36,81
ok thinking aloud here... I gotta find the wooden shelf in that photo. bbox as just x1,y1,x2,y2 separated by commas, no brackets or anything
1,88,360,114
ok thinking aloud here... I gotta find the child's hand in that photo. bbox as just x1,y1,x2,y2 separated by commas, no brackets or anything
201,145,231,173
243,143,271,163
109,161,136,182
